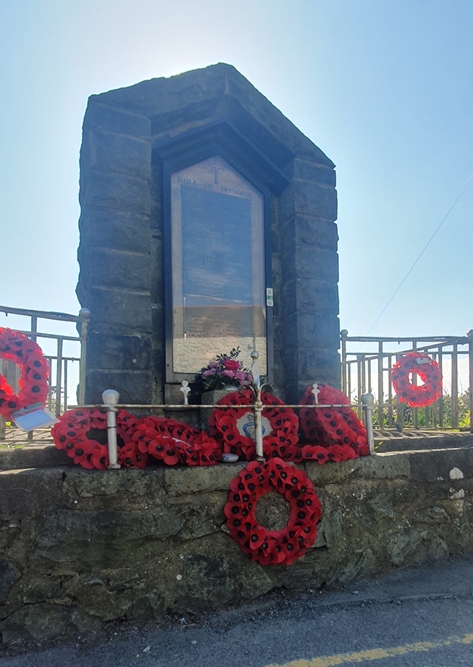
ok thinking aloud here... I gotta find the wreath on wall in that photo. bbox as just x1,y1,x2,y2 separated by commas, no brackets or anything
131,416,222,466
51,408,144,470
0,328,49,420
52,411,223,469
224,458,322,566
208,388,299,460
391,352,442,407
289,384,369,463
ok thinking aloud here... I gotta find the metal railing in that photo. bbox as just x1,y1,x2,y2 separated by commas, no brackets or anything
0,305,90,441
341,329,473,433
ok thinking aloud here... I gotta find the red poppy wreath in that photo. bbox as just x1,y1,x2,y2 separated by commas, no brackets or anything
0,328,49,420
224,458,322,566
52,408,144,470
391,352,442,408
292,384,369,462
209,388,299,461
131,416,222,466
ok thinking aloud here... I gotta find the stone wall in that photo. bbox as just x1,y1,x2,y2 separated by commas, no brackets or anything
2,447,473,643
76,64,340,404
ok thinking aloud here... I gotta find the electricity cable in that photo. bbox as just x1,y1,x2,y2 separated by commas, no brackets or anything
365,170,473,336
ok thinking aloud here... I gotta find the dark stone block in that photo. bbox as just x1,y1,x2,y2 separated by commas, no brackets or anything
84,101,151,139
282,280,340,317
281,246,339,284
87,333,152,371
80,128,151,187
279,180,337,221
409,447,473,483
77,247,151,293
80,169,151,217
281,216,339,253
85,370,153,404
78,209,151,254
84,287,152,334
289,158,336,187
283,314,340,349
0,559,15,605
283,347,341,383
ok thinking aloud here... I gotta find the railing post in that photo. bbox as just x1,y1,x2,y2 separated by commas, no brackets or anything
468,330,473,434
451,343,459,429
361,393,375,455
102,389,121,469
377,341,384,429
340,329,348,393
78,308,91,406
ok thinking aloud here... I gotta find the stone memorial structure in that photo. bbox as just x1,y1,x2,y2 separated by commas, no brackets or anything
77,63,339,404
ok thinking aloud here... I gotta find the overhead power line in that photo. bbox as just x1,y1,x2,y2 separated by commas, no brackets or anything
365,171,473,337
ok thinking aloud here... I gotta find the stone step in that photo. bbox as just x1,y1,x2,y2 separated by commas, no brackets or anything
0,445,71,471
375,432,473,453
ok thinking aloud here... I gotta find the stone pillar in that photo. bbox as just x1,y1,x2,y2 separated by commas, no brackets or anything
279,158,340,401
76,101,154,403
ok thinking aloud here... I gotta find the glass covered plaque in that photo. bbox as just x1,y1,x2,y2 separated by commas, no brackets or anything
171,156,267,374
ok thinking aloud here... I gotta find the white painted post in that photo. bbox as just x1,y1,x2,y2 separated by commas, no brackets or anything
361,392,375,455
250,351,264,461
102,389,121,469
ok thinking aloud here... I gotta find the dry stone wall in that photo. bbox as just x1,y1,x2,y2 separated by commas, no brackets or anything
2,447,473,643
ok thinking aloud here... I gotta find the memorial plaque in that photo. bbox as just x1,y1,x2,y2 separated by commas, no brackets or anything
171,156,267,373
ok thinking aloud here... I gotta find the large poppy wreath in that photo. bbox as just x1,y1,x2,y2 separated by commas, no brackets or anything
209,388,299,460
224,458,322,566
52,408,144,469
291,384,369,463
131,416,222,466
391,352,442,408
0,327,49,420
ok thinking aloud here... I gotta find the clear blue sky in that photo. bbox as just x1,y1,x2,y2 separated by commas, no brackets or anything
1,0,472,339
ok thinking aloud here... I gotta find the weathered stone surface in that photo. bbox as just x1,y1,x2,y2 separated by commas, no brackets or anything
306,453,411,485
80,128,151,187
78,247,151,293
288,158,336,186
283,348,341,383
282,246,339,284
98,65,333,167
85,369,153,404
84,101,151,139
84,287,152,333
164,463,245,496
282,279,339,317
279,180,338,222
33,508,184,573
409,447,473,483
87,332,152,372
0,446,68,471
80,169,151,217
0,560,16,605
283,313,340,349
62,467,166,508
78,208,151,254
281,215,339,253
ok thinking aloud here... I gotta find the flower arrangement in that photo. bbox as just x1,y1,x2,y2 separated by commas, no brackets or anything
198,347,252,391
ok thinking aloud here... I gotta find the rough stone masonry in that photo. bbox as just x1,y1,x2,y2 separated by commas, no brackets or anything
1,446,473,643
